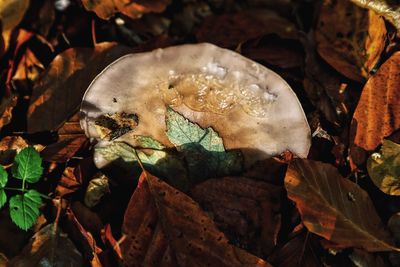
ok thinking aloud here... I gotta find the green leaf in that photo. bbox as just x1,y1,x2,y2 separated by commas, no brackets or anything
9,189,42,230
166,107,224,152
166,107,243,181
96,138,189,191
0,189,6,209
12,146,43,183
0,165,8,188
367,140,400,196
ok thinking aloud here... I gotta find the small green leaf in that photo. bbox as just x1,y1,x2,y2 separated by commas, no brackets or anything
9,190,42,230
12,146,43,183
0,165,8,188
367,140,400,196
166,107,243,181
166,107,224,152
0,189,6,209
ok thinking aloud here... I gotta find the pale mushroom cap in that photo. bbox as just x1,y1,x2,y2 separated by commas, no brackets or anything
80,43,311,167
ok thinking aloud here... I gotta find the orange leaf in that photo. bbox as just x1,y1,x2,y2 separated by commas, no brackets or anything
315,0,386,82
350,52,400,165
284,159,398,252
121,172,272,267
190,176,281,257
81,0,171,20
28,42,135,133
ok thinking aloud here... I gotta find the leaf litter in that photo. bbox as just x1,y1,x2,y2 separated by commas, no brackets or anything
0,1,399,266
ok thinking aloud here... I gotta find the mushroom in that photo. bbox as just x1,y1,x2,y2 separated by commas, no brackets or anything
80,43,310,168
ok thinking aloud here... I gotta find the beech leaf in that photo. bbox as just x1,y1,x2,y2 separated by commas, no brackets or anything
284,159,398,252
367,140,400,196
190,176,282,257
350,52,400,166
121,172,272,267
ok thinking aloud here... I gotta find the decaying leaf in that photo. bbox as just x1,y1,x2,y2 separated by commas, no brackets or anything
349,249,386,267
316,0,387,81
190,176,281,257
350,0,400,31
27,42,135,133
121,172,272,267
367,140,400,195
81,0,171,20
0,0,30,52
0,136,28,166
0,93,18,130
284,159,397,252
55,166,82,197
8,224,84,267
58,112,86,142
196,10,297,48
84,172,110,208
350,52,400,166
41,136,87,163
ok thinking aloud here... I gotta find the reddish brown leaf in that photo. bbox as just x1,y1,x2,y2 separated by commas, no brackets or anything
284,159,397,252
0,136,28,165
55,167,82,197
121,172,272,267
315,0,387,82
350,52,400,165
41,136,87,163
196,10,297,48
190,176,281,257
27,42,135,133
81,0,171,20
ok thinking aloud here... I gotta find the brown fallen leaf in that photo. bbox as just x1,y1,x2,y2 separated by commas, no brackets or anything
27,42,135,133
0,0,30,53
55,167,82,197
349,249,386,267
284,159,397,252
315,0,387,82
0,136,28,166
196,10,297,48
350,0,400,31
350,52,400,166
41,136,87,163
81,0,171,20
190,176,281,257
121,172,272,267
8,224,84,267
269,229,323,267
0,93,17,130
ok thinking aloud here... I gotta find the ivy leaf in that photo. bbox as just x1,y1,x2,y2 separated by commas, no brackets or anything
9,189,42,231
12,146,43,183
166,107,243,181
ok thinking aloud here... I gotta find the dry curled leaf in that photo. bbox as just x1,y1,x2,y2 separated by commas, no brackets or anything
350,52,400,166
190,176,281,257
350,0,400,31
367,140,400,196
0,0,30,52
316,0,387,82
27,42,135,133
8,224,84,267
284,159,397,252
81,0,171,20
196,10,297,48
121,172,272,267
